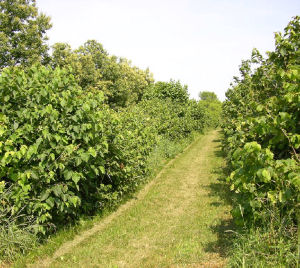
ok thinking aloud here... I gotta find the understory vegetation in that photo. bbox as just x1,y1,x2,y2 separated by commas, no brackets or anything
0,0,221,263
222,16,300,267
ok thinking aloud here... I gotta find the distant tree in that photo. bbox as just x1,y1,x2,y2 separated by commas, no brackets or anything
145,80,189,103
0,0,52,69
199,91,218,101
76,40,108,70
198,91,222,127
51,42,101,90
51,43,74,68
51,40,154,108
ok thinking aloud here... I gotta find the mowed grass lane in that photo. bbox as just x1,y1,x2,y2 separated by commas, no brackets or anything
34,130,231,268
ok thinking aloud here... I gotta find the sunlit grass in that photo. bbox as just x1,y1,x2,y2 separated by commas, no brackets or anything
39,130,231,267
12,133,199,267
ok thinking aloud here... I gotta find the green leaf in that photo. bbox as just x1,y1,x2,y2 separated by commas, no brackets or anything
99,166,105,174
46,197,55,208
20,145,27,156
63,170,73,180
69,196,79,207
291,134,300,149
258,169,271,183
291,175,300,190
267,191,277,204
13,121,19,130
88,147,97,157
80,153,90,162
53,185,62,197
256,104,263,112
41,191,50,201
72,173,80,184
75,157,82,166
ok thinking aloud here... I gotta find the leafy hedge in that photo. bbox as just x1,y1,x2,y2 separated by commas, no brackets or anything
0,1,220,262
0,65,157,231
1,66,111,231
222,16,300,227
0,64,211,234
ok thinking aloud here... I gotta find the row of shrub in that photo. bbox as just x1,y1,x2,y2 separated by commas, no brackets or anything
0,1,222,262
0,65,221,262
222,16,299,266
0,64,213,232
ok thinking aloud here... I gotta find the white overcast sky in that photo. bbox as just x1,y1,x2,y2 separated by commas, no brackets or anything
37,0,299,100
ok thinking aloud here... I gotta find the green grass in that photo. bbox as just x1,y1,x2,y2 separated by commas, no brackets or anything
0,217,38,265
0,187,38,265
10,215,100,267
10,130,296,268
10,133,199,267
25,130,232,267
227,215,299,268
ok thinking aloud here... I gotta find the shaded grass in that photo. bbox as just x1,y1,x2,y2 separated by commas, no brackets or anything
203,142,235,261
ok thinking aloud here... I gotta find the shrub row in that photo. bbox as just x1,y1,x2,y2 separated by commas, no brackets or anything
222,16,299,230
0,65,210,235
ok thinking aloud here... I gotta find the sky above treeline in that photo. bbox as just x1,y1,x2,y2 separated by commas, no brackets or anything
37,0,299,101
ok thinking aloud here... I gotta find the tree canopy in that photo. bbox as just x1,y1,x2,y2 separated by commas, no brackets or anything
198,91,218,102
0,0,52,69
144,80,189,103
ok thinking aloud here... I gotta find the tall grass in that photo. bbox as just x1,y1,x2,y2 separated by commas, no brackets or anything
0,185,38,264
146,133,197,177
227,209,299,267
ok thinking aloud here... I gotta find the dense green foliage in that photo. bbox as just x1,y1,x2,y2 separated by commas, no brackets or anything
0,0,52,69
144,79,189,103
1,66,111,231
222,16,299,266
51,40,153,109
199,91,218,102
0,0,222,262
0,64,209,240
198,91,222,128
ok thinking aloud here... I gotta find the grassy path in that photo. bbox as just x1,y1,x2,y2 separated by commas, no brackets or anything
33,130,231,268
